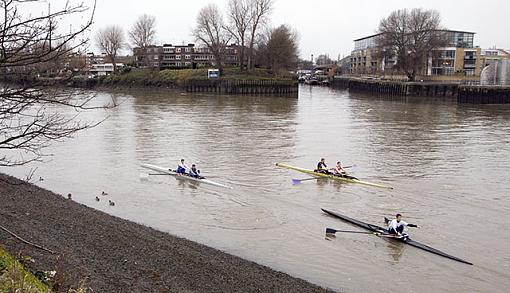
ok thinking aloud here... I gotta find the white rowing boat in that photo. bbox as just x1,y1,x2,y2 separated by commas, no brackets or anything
141,163,233,189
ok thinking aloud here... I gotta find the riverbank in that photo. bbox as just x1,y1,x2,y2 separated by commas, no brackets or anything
66,68,298,95
0,173,330,292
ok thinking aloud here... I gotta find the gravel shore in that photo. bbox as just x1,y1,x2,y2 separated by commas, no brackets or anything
0,173,332,292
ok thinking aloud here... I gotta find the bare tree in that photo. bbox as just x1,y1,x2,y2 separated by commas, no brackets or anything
247,0,273,70
96,25,125,73
226,0,251,70
192,4,232,73
129,14,157,48
377,8,447,81
0,0,115,167
315,54,334,66
257,25,298,74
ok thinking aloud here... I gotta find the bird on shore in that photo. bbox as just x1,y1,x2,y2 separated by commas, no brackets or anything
95,196,100,202
67,193,72,200
101,191,108,196
109,200,115,206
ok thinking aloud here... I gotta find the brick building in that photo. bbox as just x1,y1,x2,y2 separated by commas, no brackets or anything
133,44,240,69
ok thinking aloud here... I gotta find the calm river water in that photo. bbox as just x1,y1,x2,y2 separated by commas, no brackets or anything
4,85,510,292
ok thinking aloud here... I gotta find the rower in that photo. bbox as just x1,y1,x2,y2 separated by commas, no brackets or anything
188,164,203,179
331,161,347,175
176,159,188,174
315,158,329,174
387,213,419,236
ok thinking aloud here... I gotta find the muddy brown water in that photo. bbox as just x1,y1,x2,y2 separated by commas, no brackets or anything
4,85,510,292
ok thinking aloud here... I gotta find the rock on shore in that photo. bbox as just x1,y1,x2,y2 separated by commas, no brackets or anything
0,173,332,292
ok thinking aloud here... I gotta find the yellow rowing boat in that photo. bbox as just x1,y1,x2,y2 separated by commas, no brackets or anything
276,162,393,189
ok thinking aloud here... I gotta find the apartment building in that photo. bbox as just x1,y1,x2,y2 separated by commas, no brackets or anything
133,43,240,69
350,30,488,78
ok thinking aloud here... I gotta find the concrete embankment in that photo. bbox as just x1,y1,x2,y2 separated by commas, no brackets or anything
331,76,510,104
0,173,331,292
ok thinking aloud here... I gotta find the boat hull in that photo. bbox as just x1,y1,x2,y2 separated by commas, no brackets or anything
141,163,232,189
321,208,473,265
276,163,393,189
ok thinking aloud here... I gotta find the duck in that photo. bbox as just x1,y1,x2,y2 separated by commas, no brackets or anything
108,200,115,206
101,191,108,196
95,196,100,202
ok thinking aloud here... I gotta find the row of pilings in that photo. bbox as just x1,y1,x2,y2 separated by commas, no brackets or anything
184,79,298,96
458,86,510,104
331,77,510,104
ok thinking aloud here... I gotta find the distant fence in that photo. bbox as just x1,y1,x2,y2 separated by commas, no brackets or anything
184,79,298,96
331,76,510,104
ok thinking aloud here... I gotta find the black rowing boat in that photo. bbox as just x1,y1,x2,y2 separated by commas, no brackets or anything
322,208,473,265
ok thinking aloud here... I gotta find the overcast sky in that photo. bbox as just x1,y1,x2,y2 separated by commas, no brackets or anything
42,0,510,59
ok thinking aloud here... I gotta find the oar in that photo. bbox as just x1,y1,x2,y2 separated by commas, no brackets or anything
326,228,380,235
292,177,318,184
327,228,412,240
148,173,173,175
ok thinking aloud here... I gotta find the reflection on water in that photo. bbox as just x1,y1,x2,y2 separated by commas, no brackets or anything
3,86,510,293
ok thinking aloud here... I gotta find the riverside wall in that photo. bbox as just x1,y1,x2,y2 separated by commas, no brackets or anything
331,77,510,104
184,79,298,96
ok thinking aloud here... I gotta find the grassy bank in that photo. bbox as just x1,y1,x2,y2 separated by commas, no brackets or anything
0,246,49,292
73,67,295,88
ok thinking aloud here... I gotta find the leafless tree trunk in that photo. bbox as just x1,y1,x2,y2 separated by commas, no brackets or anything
0,0,115,167
247,0,272,70
129,14,156,68
96,25,125,73
226,0,250,70
377,8,447,81
192,4,232,74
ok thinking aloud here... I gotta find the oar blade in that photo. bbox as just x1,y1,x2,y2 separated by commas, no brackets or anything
325,228,337,234
292,179,302,185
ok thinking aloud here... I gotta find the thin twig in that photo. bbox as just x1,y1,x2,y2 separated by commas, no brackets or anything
0,224,55,254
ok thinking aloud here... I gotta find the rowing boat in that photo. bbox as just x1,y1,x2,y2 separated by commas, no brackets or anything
321,208,473,265
276,163,393,189
141,163,233,189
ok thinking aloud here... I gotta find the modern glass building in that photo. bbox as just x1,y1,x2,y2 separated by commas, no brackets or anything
353,34,382,51
350,30,480,77
440,30,475,48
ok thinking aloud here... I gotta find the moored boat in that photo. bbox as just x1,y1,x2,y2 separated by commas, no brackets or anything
322,208,473,265
141,163,233,189
276,162,393,189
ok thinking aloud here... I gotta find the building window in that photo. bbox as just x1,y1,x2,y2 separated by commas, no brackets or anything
465,69,475,76
432,68,454,75
185,55,191,60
